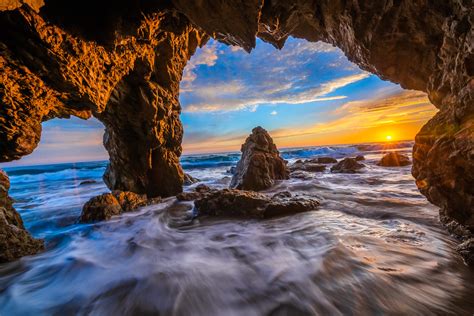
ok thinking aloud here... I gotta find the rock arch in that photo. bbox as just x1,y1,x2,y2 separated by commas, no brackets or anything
0,1,473,260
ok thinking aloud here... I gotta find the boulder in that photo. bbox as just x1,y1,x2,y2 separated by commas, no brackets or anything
194,189,319,219
80,191,152,223
377,152,411,167
0,169,44,263
230,127,289,191
176,184,212,201
355,155,365,161
331,158,365,173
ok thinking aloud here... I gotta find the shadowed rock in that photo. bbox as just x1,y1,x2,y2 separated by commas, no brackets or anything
331,158,365,173
194,189,319,219
378,152,411,167
0,169,44,262
230,127,289,191
355,155,365,161
80,191,157,223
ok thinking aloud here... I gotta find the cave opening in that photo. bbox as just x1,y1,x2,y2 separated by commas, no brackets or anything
179,37,437,156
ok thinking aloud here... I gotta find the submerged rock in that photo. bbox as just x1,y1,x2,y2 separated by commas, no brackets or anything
194,189,319,219
79,180,97,186
230,127,289,191
331,158,365,173
183,173,200,186
378,152,411,167
0,169,44,263
80,191,153,223
176,184,212,201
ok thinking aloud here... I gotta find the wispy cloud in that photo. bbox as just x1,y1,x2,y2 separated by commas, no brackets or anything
180,38,366,113
183,73,367,113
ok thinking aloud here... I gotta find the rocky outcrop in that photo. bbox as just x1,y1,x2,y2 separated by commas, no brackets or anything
230,127,289,191
378,152,411,167
0,1,473,261
194,189,319,219
80,191,157,223
355,155,365,161
0,169,44,262
331,158,365,173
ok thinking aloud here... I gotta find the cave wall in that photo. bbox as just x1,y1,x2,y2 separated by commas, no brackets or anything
0,0,473,259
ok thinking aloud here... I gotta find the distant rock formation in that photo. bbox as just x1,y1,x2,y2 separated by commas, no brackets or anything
0,169,44,262
378,152,411,167
80,191,159,223
312,157,338,164
331,158,365,173
194,189,319,219
230,127,289,191
289,160,326,172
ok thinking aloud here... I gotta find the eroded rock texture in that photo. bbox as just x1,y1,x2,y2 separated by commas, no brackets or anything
0,169,44,262
0,0,473,262
230,126,289,191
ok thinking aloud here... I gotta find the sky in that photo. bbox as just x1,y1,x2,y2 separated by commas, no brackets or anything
2,38,437,167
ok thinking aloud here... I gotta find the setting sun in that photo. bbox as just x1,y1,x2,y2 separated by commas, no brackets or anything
386,135,393,141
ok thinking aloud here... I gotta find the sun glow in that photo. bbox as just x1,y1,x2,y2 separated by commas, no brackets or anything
386,135,393,141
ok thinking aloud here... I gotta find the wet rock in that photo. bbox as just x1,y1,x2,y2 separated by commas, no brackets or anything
378,152,411,167
0,169,44,263
183,173,200,186
456,238,474,266
80,191,152,222
227,166,236,175
331,158,365,173
176,184,211,201
112,191,148,212
194,189,319,219
230,127,289,191
310,157,338,164
355,155,365,161
79,180,97,186
80,193,122,223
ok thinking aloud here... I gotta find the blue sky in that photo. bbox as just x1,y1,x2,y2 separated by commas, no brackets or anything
1,38,436,166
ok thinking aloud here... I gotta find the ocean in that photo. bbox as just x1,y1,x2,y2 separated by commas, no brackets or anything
1,141,473,315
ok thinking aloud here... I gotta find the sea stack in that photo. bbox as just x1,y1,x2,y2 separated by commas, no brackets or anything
230,126,289,191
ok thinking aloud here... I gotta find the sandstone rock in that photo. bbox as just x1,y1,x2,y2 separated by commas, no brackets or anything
377,152,411,167
331,158,365,173
183,173,200,186
80,191,152,223
194,189,319,219
0,169,44,263
80,193,122,223
230,127,289,191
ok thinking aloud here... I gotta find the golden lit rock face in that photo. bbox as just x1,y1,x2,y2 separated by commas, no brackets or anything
0,1,473,253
